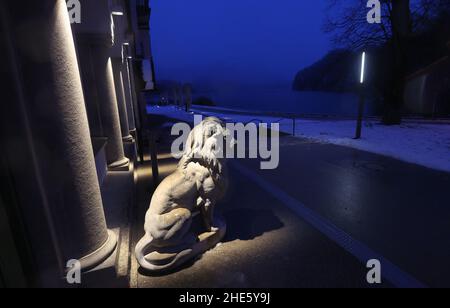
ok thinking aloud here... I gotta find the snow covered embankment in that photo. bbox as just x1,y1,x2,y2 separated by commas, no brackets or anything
148,106,450,173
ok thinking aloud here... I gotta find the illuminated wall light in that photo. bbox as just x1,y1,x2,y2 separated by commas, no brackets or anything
112,11,124,16
360,52,366,84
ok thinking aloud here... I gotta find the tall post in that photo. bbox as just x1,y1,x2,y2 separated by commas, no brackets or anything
128,57,146,163
355,90,366,140
127,57,142,130
355,52,366,140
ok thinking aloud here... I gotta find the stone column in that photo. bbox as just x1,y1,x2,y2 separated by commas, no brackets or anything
112,57,133,142
1,0,117,272
72,0,130,171
87,42,130,170
127,57,142,130
122,53,137,133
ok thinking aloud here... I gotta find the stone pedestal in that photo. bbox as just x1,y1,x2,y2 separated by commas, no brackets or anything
136,214,226,273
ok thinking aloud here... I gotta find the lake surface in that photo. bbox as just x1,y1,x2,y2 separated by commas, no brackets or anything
192,88,376,117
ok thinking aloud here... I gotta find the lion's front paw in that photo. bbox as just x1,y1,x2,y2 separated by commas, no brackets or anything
196,197,204,208
204,199,212,208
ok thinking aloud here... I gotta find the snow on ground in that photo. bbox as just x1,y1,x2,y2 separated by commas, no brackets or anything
148,106,450,173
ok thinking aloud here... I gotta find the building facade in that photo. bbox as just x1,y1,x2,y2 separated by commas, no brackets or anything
404,42,450,116
0,0,155,287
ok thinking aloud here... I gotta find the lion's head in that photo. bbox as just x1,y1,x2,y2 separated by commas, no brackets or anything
180,117,234,174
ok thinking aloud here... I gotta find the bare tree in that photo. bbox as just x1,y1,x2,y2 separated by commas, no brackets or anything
324,0,450,124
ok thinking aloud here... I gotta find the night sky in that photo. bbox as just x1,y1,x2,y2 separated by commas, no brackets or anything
150,0,332,89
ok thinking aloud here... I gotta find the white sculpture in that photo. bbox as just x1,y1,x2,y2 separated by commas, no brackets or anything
136,117,232,272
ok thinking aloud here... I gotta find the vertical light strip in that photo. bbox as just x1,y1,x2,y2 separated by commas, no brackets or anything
360,52,366,84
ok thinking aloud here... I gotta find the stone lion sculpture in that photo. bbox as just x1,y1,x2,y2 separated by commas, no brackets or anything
135,117,233,273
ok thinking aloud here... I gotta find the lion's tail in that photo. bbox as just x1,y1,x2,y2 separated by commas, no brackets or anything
135,233,155,270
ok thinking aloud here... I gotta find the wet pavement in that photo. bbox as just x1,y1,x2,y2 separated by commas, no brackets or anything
236,136,450,287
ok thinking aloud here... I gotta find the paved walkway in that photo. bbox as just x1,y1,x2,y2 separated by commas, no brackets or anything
130,114,450,288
